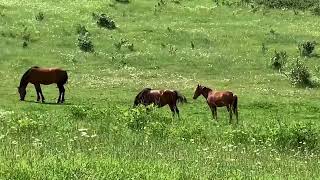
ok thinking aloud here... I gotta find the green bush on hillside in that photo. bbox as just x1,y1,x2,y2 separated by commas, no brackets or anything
270,50,287,71
288,58,313,87
253,0,318,9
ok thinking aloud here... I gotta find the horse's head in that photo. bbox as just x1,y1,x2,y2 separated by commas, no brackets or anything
17,86,26,101
193,84,203,99
133,98,140,107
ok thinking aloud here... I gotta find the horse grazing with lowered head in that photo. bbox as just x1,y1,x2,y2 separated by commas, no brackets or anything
134,88,187,118
18,66,68,103
193,84,238,124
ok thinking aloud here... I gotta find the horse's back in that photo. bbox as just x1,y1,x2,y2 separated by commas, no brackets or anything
29,67,67,85
209,90,234,107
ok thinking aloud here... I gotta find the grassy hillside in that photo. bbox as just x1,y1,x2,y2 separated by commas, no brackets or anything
1,0,320,179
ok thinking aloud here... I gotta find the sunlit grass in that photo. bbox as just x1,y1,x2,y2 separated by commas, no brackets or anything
1,0,320,179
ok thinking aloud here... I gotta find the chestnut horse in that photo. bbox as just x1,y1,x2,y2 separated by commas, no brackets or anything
193,84,238,123
133,88,187,117
18,66,68,103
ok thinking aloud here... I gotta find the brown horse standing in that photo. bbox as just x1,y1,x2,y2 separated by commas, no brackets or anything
134,88,187,117
18,66,68,103
193,84,238,123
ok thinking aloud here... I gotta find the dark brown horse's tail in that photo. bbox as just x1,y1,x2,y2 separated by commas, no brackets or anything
174,90,187,104
232,95,238,121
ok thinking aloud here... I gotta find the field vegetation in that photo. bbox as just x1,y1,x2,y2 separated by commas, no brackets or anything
1,0,320,178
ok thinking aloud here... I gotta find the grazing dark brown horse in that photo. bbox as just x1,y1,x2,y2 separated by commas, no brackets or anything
18,66,68,103
134,88,187,117
193,84,238,123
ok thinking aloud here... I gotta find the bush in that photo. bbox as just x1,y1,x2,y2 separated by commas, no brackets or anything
227,122,319,151
311,4,320,16
115,0,130,3
35,12,44,21
69,105,90,119
275,123,319,151
298,41,316,57
270,50,287,71
288,58,313,87
16,117,41,133
253,0,318,10
125,106,151,132
93,13,116,30
77,32,94,53
76,24,88,35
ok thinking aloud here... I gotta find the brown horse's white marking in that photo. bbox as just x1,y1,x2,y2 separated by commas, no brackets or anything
193,84,238,123
18,66,68,103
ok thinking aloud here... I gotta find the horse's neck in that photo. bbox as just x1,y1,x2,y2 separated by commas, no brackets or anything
19,79,29,88
202,88,213,98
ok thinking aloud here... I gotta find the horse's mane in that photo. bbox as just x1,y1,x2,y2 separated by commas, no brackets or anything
19,66,39,87
134,88,151,106
203,86,212,92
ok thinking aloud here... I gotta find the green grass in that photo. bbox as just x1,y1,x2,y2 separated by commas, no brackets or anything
1,0,320,179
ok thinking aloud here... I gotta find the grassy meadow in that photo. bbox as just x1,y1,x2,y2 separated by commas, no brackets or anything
1,0,320,179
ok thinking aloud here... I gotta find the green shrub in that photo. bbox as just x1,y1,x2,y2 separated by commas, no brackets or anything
69,105,90,119
35,12,44,21
125,106,151,131
93,13,116,30
298,41,316,57
311,4,320,16
288,58,313,87
115,0,130,3
76,24,88,35
253,0,318,10
270,50,287,71
275,123,319,151
16,117,41,133
77,32,94,53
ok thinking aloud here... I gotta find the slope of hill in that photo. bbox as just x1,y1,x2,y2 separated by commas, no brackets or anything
1,0,320,178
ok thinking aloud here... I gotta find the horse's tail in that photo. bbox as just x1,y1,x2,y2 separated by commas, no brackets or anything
232,95,238,122
174,90,187,104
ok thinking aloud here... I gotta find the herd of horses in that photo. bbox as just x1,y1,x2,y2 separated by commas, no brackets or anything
18,66,239,123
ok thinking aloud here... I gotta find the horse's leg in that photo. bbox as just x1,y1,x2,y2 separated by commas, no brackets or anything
228,105,233,124
233,106,238,124
214,106,218,121
57,84,62,103
169,104,175,117
60,85,65,103
38,85,45,102
209,106,216,121
34,84,40,102
174,105,180,119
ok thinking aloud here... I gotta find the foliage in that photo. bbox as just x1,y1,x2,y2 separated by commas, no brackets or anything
270,50,287,71
35,12,44,21
76,24,88,35
288,58,313,87
298,41,316,57
93,13,116,30
311,4,320,16
114,0,130,3
77,32,94,52
2,0,320,178
252,0,318,10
